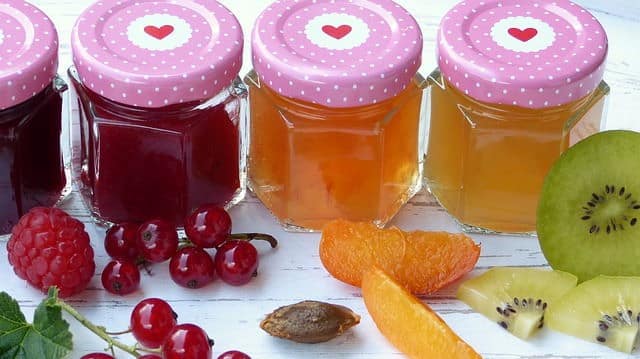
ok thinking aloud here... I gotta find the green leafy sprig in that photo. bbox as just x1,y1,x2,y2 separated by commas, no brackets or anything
0,288,153,359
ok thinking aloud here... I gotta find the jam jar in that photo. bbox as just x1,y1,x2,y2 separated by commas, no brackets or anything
425,0,610,234
0,0,67,234
69,0,246,226
246,0,426,231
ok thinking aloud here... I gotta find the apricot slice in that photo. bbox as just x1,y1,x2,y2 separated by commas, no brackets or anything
319,219,480,294
362,267,482,359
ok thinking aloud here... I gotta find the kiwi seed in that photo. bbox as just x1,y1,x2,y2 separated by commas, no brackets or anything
495,297,548,330
580,185,640,235
594,309,639,345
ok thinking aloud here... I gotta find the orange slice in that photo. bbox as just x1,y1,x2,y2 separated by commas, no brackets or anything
362,267,482,359
319,219,480,294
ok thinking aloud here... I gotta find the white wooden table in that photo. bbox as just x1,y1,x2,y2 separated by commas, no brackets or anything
2,1,640,358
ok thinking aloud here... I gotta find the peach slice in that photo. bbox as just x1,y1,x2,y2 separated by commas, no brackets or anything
362,267,482,359
320,219,480,294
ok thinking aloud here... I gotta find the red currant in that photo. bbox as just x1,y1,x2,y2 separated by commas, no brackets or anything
218,350,251,359
214,240,258,286
130,298,178,349
101,259,140,295
80,354,114,359
137,219,179,263
138,356,163,359
169,246,215,289
184,205,231,248
104,222,139,261
162,323,213,359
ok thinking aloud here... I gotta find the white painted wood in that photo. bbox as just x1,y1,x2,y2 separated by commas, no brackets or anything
2,1,640,358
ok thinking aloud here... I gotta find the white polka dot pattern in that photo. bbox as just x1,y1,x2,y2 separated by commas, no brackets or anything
71,0,243,108
0,0,59,110
252,0,422,108
438,0,608,109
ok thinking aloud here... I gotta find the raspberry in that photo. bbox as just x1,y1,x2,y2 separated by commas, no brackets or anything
7,207,96,298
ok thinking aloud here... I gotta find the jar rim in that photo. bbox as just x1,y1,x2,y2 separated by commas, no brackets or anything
0,0,59,110
251,0,422,108
70,0,243,108
437,0,608,109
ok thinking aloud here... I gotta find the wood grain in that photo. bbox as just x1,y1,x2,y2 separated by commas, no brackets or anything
1,1,639,358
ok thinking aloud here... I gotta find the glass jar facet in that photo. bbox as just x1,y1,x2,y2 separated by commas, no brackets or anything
69,68,247,226
424,69,610,233
246,71,426,231
0,79,68,234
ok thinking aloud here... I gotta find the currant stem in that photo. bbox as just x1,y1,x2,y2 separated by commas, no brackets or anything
136,344,163,354
229,233,278,248
178,238,193,246
104,328,132,336
57,300,143,358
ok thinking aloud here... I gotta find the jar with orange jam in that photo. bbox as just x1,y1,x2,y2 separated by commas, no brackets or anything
246,0,426,231
425,0,609,234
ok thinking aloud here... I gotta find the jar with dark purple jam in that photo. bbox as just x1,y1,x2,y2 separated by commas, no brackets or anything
0,0,68,234
69,0,247,227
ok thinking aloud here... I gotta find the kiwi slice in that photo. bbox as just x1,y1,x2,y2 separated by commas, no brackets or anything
457,267,577,339
537,130,640,282
548,276,640,353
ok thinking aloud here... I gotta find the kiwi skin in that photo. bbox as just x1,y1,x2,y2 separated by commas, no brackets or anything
537,130,640,282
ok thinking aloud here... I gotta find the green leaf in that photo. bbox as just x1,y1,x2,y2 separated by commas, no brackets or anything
0,291,72,359
0,293,26,333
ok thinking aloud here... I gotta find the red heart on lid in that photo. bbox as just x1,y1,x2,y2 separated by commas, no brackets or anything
508,27,538,42
322,25,352,39
144,25,174,40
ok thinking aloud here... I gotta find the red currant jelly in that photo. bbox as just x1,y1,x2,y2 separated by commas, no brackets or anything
0,1,67,234
69,0,246,226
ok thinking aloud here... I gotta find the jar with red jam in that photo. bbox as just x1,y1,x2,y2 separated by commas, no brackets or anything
246,0,426,231
69,0,246,226
0,0,68,234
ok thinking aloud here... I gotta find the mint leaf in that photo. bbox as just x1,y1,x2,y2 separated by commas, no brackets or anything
0,291,72,359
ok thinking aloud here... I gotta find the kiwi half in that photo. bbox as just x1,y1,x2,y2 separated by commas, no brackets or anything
457,267,577,339
537,130,640,282
548,276,640,353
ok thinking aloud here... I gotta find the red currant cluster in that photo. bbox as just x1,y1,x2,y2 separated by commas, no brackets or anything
79,298,250,359
101,205,277,295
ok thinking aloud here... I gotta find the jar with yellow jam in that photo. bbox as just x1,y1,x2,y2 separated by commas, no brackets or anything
425,0,609,234
246,0,426,231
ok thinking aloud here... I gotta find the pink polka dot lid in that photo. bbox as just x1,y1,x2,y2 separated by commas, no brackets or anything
252,0,422,108
71,0,243,108
0,0,58,110
438,0,608,109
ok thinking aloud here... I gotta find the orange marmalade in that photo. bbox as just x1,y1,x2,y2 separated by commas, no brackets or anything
246,0,426,231
247,72,425,230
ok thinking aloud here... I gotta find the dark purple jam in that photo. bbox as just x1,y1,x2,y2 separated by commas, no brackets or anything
0,82,66,234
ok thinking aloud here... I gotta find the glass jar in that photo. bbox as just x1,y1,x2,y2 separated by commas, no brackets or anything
246,0,426,231
0,0,67,234
69,0,246,227
425,0,610,234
